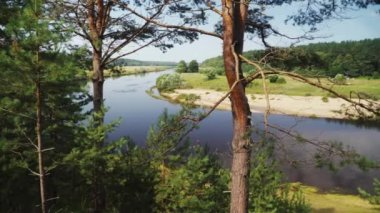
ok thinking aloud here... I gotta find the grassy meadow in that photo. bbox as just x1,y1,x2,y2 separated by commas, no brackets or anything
297,184,380,213
181,73,380,99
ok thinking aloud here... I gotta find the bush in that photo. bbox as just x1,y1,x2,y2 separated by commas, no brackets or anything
358,178,380,205
333,73,346,85
269,75,286,84
276,77,287,84
204,69,217,80
321,96,329,103
156,73,183,92
249,143,311,213
372,72,379,79
175,94,200,107
176,60,187,73
269,75,279,83
153,146,229,212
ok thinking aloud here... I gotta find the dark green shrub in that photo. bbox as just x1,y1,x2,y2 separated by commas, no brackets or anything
153,146,229,212
269,75,279,83
156,73,183,92
249,143,311,213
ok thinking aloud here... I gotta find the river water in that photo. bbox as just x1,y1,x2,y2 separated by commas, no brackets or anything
89,69,380,193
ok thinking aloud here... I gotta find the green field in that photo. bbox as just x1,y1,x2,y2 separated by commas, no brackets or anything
181,73,380,99
300,184,380,213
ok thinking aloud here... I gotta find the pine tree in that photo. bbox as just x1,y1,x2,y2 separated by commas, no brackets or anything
0,0,87,211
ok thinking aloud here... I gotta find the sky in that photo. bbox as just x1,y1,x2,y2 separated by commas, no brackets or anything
119,4,380,63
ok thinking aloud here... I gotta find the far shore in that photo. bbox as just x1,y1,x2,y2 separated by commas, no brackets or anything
163,89,379,119
86,66,173,78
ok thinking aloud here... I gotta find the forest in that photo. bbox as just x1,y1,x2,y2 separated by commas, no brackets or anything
201,39,380,77
0,0,380,213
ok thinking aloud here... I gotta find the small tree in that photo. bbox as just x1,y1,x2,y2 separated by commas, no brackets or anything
188,60,199,72
176,60,188,73
334,73,347,85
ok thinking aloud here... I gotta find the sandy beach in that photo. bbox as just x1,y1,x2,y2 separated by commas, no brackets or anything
163,89,378,119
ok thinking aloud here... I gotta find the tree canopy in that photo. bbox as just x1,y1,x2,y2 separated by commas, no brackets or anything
202,38,380,77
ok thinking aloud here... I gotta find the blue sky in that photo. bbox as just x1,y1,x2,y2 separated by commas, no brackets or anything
126,5,380,63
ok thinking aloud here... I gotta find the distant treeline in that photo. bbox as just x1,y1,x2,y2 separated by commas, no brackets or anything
111,58,177,67
202,38,380,77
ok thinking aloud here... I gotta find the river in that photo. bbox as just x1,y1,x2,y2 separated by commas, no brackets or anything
88,69,380,193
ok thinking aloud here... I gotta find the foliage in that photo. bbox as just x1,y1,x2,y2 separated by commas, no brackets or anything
269,75,279,83
145,108,229,212
156,73,183,92
276,77,287,84
181,73,380,98
146,109,193,166
201,38,380,77
268,75,288,84
0,1,89,211
333,73,347,85
358,178,380,205
154,146,229,212
175,93,200,107
372,72,379,79
204,69,217,80
176,60,188,73
188,60,199,72
249,143,311,213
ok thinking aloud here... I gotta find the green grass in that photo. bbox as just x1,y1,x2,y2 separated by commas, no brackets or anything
181,73,380,99
87,66,173,78
300,184,380,213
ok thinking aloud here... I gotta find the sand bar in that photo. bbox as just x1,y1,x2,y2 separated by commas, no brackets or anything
163,89,379,119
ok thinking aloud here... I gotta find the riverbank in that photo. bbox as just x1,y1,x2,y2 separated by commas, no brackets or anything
87,66,173,78
162,88,378,119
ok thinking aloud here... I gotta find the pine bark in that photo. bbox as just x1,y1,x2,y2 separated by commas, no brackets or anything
36,80,47,213
87,0,105,112
87,2,106,211
92,48,104,113
222,1,251,212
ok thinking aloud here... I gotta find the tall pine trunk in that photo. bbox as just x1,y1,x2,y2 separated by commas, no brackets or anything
91,50,106,213
87,2,106,211
222,1,252,212
36,79,47,213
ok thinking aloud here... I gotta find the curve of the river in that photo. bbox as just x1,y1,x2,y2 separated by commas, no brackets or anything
88,69,380,193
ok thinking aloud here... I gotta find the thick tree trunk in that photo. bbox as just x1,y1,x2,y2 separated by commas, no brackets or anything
91,49,106,213
92,49,104,112
222,1,252,212
87,1,106,212
36,80,47,213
